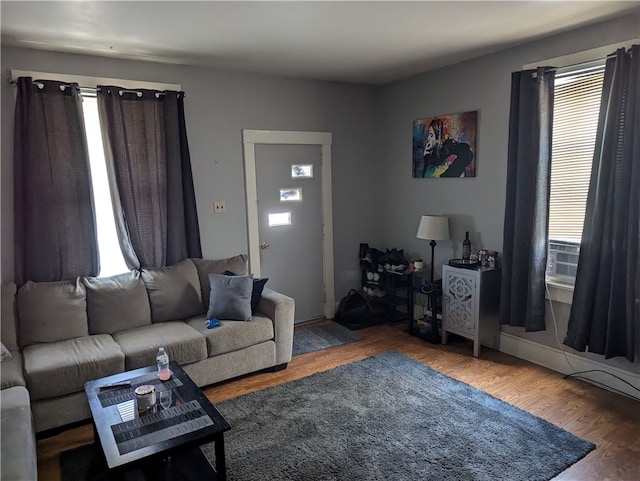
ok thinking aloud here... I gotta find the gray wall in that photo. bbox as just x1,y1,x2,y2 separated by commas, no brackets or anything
2,13,638,374
0,47,382,298
377,14,639,374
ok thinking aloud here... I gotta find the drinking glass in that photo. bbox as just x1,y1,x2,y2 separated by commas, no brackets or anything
159,389,172,409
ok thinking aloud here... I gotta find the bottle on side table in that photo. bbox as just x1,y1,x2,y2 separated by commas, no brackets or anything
462,231,471,260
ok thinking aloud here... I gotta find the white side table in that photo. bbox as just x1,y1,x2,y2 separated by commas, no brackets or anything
441,265,501,357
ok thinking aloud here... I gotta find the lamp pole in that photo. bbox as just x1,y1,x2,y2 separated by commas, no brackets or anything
424,239,440,343
429,239,437,282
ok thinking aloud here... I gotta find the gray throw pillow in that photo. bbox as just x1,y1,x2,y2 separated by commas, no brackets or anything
207,273,252,321
192,255,249,309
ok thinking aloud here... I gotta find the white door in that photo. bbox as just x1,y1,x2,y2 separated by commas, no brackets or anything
242,130,335,324
256,144,324,322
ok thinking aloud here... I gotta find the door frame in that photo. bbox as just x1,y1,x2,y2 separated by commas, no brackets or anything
242,129,335,319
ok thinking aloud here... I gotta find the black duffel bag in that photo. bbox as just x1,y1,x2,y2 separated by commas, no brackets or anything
334,289,386,329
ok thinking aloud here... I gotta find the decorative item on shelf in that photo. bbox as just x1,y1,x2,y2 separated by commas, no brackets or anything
416,215,450,343
487,251,498,268
448,258,479,268
462,231,471,260
413,259,424,269
476,249,499,267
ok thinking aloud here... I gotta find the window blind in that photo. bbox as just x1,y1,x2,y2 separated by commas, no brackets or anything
549,64,605,242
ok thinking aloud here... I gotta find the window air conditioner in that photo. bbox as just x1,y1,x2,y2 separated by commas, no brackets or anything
547,240,580,284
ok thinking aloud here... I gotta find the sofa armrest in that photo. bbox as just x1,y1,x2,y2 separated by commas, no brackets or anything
1,351,26,390
1,386,37,481
257,287,295,365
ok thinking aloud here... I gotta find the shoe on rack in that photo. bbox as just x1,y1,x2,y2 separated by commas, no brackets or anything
367,271,374,281
371,287,386,298
362,247,381,267
359,243,370,264
389,248,409,272
373,272,380,283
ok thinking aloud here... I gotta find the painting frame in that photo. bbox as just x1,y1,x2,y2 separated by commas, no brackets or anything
412,110,478,178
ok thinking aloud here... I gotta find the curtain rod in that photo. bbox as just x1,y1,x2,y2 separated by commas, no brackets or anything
6,78,184,97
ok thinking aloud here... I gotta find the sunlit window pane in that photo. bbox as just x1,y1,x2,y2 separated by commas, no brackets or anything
81,95,129,277
268,212,291,227
280,188,302,202
291,164,313,178
549,64,604,243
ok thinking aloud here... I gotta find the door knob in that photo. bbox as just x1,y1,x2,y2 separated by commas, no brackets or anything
260,242,270,250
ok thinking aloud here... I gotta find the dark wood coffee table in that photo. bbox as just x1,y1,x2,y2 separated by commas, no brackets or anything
84,361,231,480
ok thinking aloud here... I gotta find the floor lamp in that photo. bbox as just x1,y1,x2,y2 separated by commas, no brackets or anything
416,215,450,343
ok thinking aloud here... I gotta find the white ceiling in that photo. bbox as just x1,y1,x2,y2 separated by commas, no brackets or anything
1,1,639,85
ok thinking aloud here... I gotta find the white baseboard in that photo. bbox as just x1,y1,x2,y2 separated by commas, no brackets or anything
499,332,640,399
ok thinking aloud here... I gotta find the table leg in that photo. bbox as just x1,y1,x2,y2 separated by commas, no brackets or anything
215,433,227,481
92,421,107,464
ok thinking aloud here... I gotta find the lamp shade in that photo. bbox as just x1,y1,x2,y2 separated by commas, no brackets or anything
416,215,450,241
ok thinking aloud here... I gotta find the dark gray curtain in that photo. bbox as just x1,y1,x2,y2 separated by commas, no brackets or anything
500,68,555,332
13,77,99,284
97,87,202,268
565,45,639,361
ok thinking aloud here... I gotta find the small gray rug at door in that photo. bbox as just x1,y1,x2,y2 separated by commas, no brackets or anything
203,351,595,481
292,321,363,356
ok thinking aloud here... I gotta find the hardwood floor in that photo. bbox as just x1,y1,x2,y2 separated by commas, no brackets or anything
36,321,640,481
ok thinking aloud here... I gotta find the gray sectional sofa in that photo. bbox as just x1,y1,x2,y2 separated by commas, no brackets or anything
0,254,294,480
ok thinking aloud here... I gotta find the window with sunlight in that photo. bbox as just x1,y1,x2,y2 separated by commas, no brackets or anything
81,93,129,277
549,63,605,243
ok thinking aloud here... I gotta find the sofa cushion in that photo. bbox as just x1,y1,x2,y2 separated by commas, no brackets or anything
112,321,207,370
206,274,253,321
0,351,26,390
17,279,88,348
141,259,203,323
1,282,19,352
1,386,37,481
23,334,125,401
83,271,152,334
185,313,274,356
192,255,248,309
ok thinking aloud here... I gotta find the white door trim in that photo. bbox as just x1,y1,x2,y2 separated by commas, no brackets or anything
242,129,336,319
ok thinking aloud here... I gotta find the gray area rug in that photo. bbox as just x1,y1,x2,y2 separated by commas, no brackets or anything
203,351,594,481
60,352,595,481
292,321,363,356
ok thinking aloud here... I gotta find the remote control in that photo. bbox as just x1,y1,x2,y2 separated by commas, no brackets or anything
99,380,131,390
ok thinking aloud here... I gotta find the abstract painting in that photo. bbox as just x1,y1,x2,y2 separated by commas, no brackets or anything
413,111,477,178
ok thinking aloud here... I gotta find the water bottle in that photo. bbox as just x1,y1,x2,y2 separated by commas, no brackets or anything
156,347,171,381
